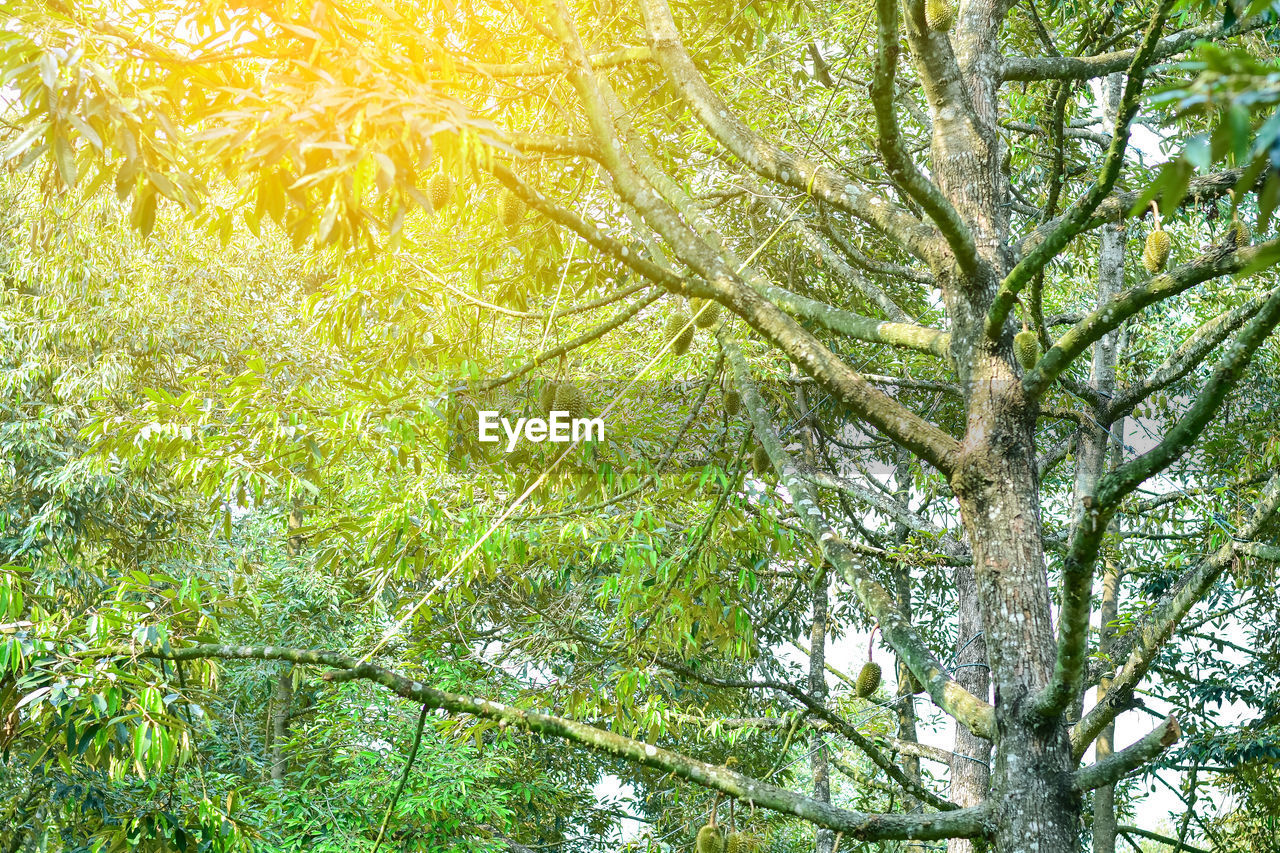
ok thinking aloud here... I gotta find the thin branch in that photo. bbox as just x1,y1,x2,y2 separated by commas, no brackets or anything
530,15,964,474
1106,286,1277,421
459,45,653,78
1116,825,1211,853
636,0,938,260
1095,282,1280,507
1072,472,1280,756
1038,280,1280,716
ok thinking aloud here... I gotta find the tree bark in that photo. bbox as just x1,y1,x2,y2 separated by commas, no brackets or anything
922,0,1082,842
948,559,991,853
1091,557,1123,853
269,664,294,782
809,573,835,853
1080,74,1127,853
798,376,835,853
890,453,923,801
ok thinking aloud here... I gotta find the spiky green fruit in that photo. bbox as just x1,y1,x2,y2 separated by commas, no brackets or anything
925,0,957,31
1014,329,1040,371
723,388,741,417
856,661,882,698
665,312,695,355
696,824,724,853
552,382,589,419
427,174,453,211
725,832,749,853
1228,219,1251,249
690,297,722,328
499,192,525,226
1142,229,1171,274
751,445,771,477
538,381,559,415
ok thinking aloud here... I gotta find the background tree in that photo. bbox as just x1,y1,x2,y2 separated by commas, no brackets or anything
3,0,1280,851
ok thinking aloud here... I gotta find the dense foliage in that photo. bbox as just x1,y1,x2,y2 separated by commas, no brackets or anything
3,0,1280,852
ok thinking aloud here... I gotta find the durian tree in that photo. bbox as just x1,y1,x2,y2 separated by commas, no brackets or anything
5,0,1280,852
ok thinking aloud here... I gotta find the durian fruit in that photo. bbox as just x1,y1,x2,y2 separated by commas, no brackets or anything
1142,228,1171,274
1228,218,1251,249
427,173,453,211
499,192,525,226
696,823,724,853
751,445,771,477
552,382,589,419
538,381,559,415
665,311,695,356
1014,325,1041,372
723,387,741,417
855,661,882,698
925,0,957,32
1225,189,1251,249
689,297,722,328
1143,201,1171,274
725,831,754,853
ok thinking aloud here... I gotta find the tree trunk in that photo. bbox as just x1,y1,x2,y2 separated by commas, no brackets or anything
1091,558,1123,853
948,559,991,853
890,452,923,798
269,664,294,782
922,0,1086,845
955,420,1079,852
1079,74,1126,853
808,573,835,853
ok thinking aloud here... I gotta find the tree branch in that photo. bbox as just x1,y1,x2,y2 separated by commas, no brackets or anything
722,334,995,740
1116,825,1211,853
1023,239,1276,400
871,0,983,279
1095,282,1280,508
1073,715,1180,792
531,11,965,474
1001,14,1274,82
459,45,652,78
1020,168,1254,249
1038,281,1280,716
103,643,990,841
987,0,1178,340
636,0,937,260
1105,286,1277,421
753,183,911,322
1072,472,1280,756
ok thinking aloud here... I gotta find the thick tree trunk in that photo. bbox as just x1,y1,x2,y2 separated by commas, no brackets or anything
954,367,1079,852
922,1,1085,846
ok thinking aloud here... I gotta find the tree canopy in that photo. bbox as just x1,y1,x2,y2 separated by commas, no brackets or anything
3,0,1280,851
